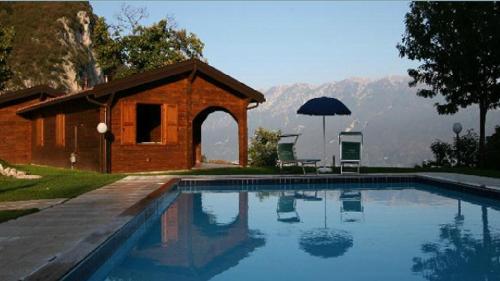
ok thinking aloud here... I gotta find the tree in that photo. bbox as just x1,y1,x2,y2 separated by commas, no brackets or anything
91,6,204,80
92,17,123,80
114,3,148,34
397,2,500,167
248,128,281,167
485,126,500,169
120,19,204,78
0,24,13,91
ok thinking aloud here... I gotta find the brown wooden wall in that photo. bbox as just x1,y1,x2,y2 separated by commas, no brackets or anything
109,74,249,173
30,100,102,171
0,98,36,164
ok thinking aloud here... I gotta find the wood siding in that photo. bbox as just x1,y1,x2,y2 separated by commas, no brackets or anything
55,113,65,147
0,99,37,164
30,101,101,171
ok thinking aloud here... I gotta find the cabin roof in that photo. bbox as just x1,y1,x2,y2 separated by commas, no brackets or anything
17,59,265,114
0,85,61,107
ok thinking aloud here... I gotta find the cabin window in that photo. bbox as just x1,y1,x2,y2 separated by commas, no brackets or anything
136,104,162,144
36,117,44,146
55,114,65,147
120,101,178,145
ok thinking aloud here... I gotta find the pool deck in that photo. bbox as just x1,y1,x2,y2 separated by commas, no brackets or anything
0,199,66,211
0,172,499,281
0,175,175,281
418,172,500,191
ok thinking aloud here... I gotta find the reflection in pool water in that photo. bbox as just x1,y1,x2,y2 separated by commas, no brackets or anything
94,184,500,281
412,206,500,280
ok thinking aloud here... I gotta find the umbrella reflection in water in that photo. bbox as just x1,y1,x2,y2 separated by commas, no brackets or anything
299,191,353,258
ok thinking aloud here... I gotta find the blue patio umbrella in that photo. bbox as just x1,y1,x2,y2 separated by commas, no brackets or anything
297,96,351,169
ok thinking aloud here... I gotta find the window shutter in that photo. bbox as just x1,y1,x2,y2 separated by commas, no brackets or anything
163,104,178,144
121,101,136,144
55,114,65,146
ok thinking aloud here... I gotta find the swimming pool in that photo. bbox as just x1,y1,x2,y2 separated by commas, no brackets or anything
75,180,500,281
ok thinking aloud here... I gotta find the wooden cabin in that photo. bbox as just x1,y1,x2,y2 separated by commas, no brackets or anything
1,59,265,173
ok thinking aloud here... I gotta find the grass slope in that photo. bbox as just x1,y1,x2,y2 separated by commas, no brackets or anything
0,208,38,223
0,164,123,202
168,166,500,178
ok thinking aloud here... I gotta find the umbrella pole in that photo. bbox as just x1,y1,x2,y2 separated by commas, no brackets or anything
324,190,327,228
323,116,326,167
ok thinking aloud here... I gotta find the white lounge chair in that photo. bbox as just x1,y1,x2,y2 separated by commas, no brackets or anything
339,132,363,174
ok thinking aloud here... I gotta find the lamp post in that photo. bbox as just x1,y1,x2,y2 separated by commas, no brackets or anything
97,122,108,173
453,122,462,167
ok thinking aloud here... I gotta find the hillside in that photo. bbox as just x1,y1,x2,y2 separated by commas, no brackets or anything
0,2,102,92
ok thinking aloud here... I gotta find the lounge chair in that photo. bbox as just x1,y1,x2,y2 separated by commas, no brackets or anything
277,134,320,174
340,190,364,223
277,192,300,223
294,191,322,201
339,131,363,174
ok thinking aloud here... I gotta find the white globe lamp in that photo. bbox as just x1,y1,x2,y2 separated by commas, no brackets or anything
97,122,108,134
452,122,462,135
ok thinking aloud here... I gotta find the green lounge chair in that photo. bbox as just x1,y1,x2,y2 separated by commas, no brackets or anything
277,192,300,223
277,134,320,175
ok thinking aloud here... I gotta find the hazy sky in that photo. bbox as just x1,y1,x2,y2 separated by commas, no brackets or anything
91,1,418,89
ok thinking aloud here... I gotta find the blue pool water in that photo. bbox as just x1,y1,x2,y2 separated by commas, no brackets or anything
88,182,500,281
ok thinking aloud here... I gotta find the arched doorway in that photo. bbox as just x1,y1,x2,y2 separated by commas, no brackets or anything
192,106,246,168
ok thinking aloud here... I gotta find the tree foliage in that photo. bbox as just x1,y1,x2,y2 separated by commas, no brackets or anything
92,17,123,79
249,128,281,167
397,2,500,166
412,210,500,281
0,24,13,91
92,5,204,80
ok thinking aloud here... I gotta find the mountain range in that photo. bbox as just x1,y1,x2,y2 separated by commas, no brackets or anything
201,76,500,167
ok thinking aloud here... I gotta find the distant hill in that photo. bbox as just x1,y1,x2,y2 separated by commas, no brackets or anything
202,76,500,167
0,2,102,92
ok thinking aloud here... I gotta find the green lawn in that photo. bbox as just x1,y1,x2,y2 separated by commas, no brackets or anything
0,209,39,223
0,165,123,202
168,165,500,178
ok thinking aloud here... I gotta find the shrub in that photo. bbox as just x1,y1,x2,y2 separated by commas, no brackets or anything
429,129,479,168
454,129,479,167
248,128,281,167
430,140,453,167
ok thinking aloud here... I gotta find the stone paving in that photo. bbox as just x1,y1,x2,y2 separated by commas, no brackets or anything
0,175,173,281
0,199,66,211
